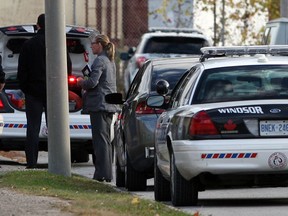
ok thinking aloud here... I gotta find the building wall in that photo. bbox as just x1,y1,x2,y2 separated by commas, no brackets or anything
0,0,89,27
0,0,147,47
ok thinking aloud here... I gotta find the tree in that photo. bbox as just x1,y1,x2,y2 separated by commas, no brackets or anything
196,0,279,45
149,0,194,28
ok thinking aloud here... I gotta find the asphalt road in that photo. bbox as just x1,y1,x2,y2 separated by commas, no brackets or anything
2,152,288,216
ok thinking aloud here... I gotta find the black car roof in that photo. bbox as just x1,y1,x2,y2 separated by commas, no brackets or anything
0,25,97,37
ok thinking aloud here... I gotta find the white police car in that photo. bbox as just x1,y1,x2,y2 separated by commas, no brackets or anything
0,24,98,162
148,45,288,206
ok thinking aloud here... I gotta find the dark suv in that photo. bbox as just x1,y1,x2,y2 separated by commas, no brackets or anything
120,28,211,92
106,57,199,191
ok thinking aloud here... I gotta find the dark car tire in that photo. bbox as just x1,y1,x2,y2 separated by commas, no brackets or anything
125,151,147,191
154,155,171,201
71,149,89,163
170,152,198,206
115,156,125,187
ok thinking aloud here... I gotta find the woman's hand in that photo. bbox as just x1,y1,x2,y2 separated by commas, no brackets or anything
76,77,84,87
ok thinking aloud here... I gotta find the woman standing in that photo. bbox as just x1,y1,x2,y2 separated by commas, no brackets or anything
77,34,118,182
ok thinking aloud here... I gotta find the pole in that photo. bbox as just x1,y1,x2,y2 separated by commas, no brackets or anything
45,0,71,176
73,0,76,25
281,0,288,18
221,0,225,46
191,0,194,28
213,0,216,46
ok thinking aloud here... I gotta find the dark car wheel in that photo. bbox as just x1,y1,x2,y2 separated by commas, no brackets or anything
154,155,171,201
115,156,125,187
125,151,147,191
170,152,198,206
71,149,89,163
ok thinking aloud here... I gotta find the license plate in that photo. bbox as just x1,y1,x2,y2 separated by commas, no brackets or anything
260,120,288,136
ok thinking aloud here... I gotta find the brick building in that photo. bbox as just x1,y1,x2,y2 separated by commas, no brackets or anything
0,0,149,48
89,0,148,47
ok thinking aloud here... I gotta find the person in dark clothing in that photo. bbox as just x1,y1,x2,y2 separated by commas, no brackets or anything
17,13,47,169
0,55,5,91
17,14,72,168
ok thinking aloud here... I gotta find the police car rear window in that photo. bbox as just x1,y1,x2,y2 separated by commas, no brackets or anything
194,65,288,104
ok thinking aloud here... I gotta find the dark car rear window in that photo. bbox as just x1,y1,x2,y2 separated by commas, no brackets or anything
151,64,190,92
143,36,209,55
6,38,85,54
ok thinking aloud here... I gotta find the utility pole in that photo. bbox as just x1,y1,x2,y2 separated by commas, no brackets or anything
213,0,217,46
45,0,71,176
281,0,288,17
73,0,77,25
221,0,225,46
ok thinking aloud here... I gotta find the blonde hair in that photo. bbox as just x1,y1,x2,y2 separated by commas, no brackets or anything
95,34,115,61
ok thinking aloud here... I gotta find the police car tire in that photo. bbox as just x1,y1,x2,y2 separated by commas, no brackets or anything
170,152,198,206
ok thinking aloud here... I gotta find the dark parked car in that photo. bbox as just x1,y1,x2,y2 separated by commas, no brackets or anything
106,57,199,191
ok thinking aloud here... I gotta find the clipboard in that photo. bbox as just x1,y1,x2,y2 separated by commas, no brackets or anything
81,64,91,77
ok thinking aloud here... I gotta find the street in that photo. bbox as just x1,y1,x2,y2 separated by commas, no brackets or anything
1,151,288,216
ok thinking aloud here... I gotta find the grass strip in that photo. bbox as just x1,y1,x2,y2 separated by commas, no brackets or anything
0,170,192,216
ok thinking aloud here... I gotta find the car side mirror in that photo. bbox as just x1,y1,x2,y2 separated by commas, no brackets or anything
146,95,165,108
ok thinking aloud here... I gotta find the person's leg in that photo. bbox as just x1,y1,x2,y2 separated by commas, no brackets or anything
25,94,44,167
90,111,113,181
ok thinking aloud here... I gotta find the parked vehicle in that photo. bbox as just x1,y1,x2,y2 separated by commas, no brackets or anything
262,17,288,45
120,27,211,93
106,57,199,191
0,24,98,162
148,45,288,206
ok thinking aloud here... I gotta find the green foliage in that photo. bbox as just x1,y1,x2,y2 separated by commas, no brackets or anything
149,0,194,27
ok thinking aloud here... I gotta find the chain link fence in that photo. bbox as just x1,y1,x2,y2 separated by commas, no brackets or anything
82,0,196,93
0,0,268,93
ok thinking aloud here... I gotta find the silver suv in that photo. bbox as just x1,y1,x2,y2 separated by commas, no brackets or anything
0,24,99,163
120,28,211,92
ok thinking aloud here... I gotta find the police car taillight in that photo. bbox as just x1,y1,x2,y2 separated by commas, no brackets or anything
136,56,147,69
189,110,219,135
68,75,77,85
0,98,4,110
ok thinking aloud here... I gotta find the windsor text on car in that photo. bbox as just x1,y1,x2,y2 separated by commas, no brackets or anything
147,45,288,206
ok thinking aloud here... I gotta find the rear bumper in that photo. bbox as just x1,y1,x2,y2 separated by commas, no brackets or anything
172,138,288,180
